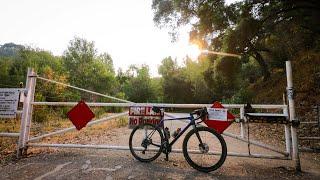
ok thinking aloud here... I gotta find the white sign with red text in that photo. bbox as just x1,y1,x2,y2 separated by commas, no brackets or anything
128,107,163,128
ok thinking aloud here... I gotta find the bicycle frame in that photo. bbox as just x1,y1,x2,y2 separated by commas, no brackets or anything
156,113,201,147
130,108,227,172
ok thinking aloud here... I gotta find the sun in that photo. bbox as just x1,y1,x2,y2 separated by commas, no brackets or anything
176,44,201,60
186,44,202,59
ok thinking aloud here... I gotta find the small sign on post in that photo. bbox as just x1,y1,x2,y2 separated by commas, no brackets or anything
207,108,228,121
204,101,235,134
128,106,164,129
0,88,21,118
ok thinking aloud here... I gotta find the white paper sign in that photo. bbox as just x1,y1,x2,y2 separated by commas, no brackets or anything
207,108,228,121
0,88,20,118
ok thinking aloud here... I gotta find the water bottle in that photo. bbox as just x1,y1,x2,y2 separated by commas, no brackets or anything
164,127,170,139
172,128,181,138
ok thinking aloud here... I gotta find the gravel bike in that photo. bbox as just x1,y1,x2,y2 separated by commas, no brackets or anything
129,107,227,172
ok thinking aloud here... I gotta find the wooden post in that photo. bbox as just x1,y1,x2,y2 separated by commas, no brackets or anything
24,69,36,155
285,61,301,171
17,68,36,157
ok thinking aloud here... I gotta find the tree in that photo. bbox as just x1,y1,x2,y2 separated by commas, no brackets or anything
122,65,158,102
158,57,193,103
152,0,320,80
182,57,212,103
98,53,115,74
63,37,96,87
63,37,116,99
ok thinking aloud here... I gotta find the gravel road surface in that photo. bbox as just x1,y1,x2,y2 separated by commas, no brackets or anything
1,113,320,179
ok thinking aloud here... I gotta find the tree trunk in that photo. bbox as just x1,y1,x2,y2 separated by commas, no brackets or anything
253,51,270,81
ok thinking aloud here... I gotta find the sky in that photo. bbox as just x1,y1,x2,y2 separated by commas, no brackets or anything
0,0,236,76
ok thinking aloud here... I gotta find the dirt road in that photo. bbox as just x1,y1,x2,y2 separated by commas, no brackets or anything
1,114,320,179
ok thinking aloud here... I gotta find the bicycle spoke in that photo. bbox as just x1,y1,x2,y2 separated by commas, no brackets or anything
129,123,163,162
183,127,227,172
150,142,162,148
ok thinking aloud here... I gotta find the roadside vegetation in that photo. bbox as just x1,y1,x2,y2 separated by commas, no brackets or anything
1,0,319,160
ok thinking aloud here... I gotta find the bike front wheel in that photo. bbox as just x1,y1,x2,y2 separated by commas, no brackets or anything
129,123,164,162
182,126,227,172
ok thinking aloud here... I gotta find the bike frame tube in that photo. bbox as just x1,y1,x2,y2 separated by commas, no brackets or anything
156,113,199,147
169,118,195,146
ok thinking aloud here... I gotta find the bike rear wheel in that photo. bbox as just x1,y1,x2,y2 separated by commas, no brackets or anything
182,126,227,172
129,123,164,162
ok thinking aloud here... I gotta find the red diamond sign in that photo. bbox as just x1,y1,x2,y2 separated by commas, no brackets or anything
203,101,235,134
67,100,95,130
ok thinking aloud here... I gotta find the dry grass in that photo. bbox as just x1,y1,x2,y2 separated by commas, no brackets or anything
0,113,128,163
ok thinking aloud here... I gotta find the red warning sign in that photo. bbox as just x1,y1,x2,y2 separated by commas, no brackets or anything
67,100,95,130
203,101,235,134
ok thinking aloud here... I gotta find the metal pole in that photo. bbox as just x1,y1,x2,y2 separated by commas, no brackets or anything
317,105,320,128
0,133,20,137
37,76,132,103
31,101,286,109
283,94,292,156
28,112,128,142
17,68,32,157
299,137,320,140
240,106,246,138
300,121,317,124
223,132,289,156
286,61,301,171
27,143,290,160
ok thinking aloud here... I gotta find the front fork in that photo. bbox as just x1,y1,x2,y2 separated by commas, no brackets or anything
193,124,205,150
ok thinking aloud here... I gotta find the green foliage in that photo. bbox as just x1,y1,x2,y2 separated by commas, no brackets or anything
240,58,262,83
2,0,320,124
63,37,116,100
158,57,192,103
0,39,120,122
121,65,158,103
152,0,320,81
230,87,253,104
158,56,213,103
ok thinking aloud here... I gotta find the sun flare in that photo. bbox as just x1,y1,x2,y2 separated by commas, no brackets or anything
187,44,202,59
176,44,202,60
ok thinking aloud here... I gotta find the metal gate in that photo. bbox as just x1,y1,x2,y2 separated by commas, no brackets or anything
0,61,301,171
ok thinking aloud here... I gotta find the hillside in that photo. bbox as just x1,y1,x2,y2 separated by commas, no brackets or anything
251,51,320,105
250,51,320,150
0,43,24,57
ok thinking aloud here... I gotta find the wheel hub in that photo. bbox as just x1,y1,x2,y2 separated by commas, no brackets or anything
141,138,151,148
199,143,209,153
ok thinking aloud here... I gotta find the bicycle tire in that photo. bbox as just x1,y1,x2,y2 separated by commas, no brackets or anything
182,126,227,172
129,123,164,162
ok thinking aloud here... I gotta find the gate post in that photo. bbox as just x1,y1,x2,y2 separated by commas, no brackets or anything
240,106,247,138
283,93,292,156
17,68,36,158
285,61,301,171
